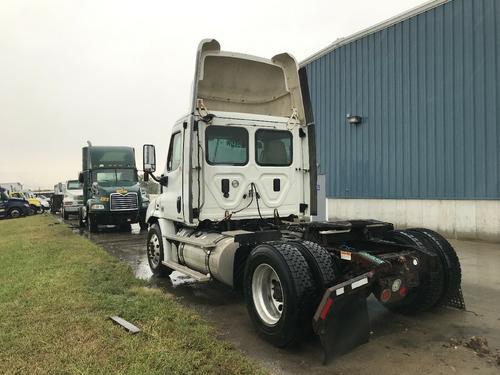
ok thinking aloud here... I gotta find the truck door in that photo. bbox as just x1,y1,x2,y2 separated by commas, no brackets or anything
159,127,185,222
0,192,7,218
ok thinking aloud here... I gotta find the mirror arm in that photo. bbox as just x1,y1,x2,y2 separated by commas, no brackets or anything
145,171,168,187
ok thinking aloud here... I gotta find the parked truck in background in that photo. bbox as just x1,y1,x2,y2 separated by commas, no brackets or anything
61,180,84,219
8,191,42,213
142,39,464,361
51,182,65,213
78,145,148,233
0,188,31,219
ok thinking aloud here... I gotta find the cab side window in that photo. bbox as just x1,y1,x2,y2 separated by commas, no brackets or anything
167,132,182,171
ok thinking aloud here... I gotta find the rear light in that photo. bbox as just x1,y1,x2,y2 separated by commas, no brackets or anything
399,286,408,297
319,297,334,320
380,289,392,303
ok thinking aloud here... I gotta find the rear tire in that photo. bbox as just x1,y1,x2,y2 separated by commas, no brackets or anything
408,228,462,306
147,224,173,277
383,230,444,314
244,242,316,347
63,209,69,220
288,240,337,290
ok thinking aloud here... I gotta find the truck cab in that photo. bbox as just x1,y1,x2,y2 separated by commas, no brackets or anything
78,145,148,232
0,188,31,219
61,180,83,219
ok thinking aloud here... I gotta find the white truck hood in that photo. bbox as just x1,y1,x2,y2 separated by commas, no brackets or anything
65,189,83,198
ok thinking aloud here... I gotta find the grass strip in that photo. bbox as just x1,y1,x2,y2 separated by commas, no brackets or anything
0,215,264,375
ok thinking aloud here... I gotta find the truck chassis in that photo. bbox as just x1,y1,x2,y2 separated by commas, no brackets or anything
147,216,463,362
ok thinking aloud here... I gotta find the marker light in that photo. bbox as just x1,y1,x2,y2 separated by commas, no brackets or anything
380,289,392,303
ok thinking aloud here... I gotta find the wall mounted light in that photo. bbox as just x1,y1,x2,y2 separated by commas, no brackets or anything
346,114,362,125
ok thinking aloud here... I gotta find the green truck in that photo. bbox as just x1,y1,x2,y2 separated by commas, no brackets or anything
78,145,149,232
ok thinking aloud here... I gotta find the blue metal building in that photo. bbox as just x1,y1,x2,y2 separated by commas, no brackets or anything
302,0,500,240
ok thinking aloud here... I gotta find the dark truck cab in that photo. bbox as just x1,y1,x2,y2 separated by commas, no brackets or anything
0,188,32,219
78,146,148,232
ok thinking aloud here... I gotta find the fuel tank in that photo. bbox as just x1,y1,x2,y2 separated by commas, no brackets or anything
175,228,239,286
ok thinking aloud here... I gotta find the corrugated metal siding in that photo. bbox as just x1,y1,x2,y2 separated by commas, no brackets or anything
305,0,500,199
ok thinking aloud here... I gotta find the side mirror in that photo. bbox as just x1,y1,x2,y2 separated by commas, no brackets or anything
78,172,84,183
143,144,156,173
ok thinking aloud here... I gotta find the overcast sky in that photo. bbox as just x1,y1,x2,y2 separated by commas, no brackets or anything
0,0,425,189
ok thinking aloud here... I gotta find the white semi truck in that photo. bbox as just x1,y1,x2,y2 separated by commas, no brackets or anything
142,40,463,360
61,180,84,220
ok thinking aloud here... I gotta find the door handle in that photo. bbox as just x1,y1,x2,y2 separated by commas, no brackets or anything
273,178,281,192
221,179,230,198
176,196,182,213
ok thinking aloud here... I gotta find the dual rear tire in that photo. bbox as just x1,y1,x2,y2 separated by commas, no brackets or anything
244,240,336,347
382,228,462,314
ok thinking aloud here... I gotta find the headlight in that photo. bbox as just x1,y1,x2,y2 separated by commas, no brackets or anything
91,204,105,210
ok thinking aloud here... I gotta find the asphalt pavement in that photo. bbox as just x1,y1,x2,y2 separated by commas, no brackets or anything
61,214,500,375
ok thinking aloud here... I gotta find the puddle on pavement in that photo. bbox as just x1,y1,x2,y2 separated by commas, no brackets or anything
63,216,211,291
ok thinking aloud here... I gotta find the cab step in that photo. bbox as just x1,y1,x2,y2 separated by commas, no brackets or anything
162,260,211,282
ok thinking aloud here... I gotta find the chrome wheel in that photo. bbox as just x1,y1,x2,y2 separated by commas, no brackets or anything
252,263,284,326
148,233,161,268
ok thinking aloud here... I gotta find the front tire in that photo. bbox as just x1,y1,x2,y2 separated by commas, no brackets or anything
87,213,98,233
147,223,173,277
78,209,85,228
244,242,316,348
8,207,23,218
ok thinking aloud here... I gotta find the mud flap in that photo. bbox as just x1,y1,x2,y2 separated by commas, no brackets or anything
312,272,373,364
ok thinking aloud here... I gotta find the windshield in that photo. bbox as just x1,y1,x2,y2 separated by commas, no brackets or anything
67,181,83,190
1,191,9,201
93,169,138,186
90,149,135,168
